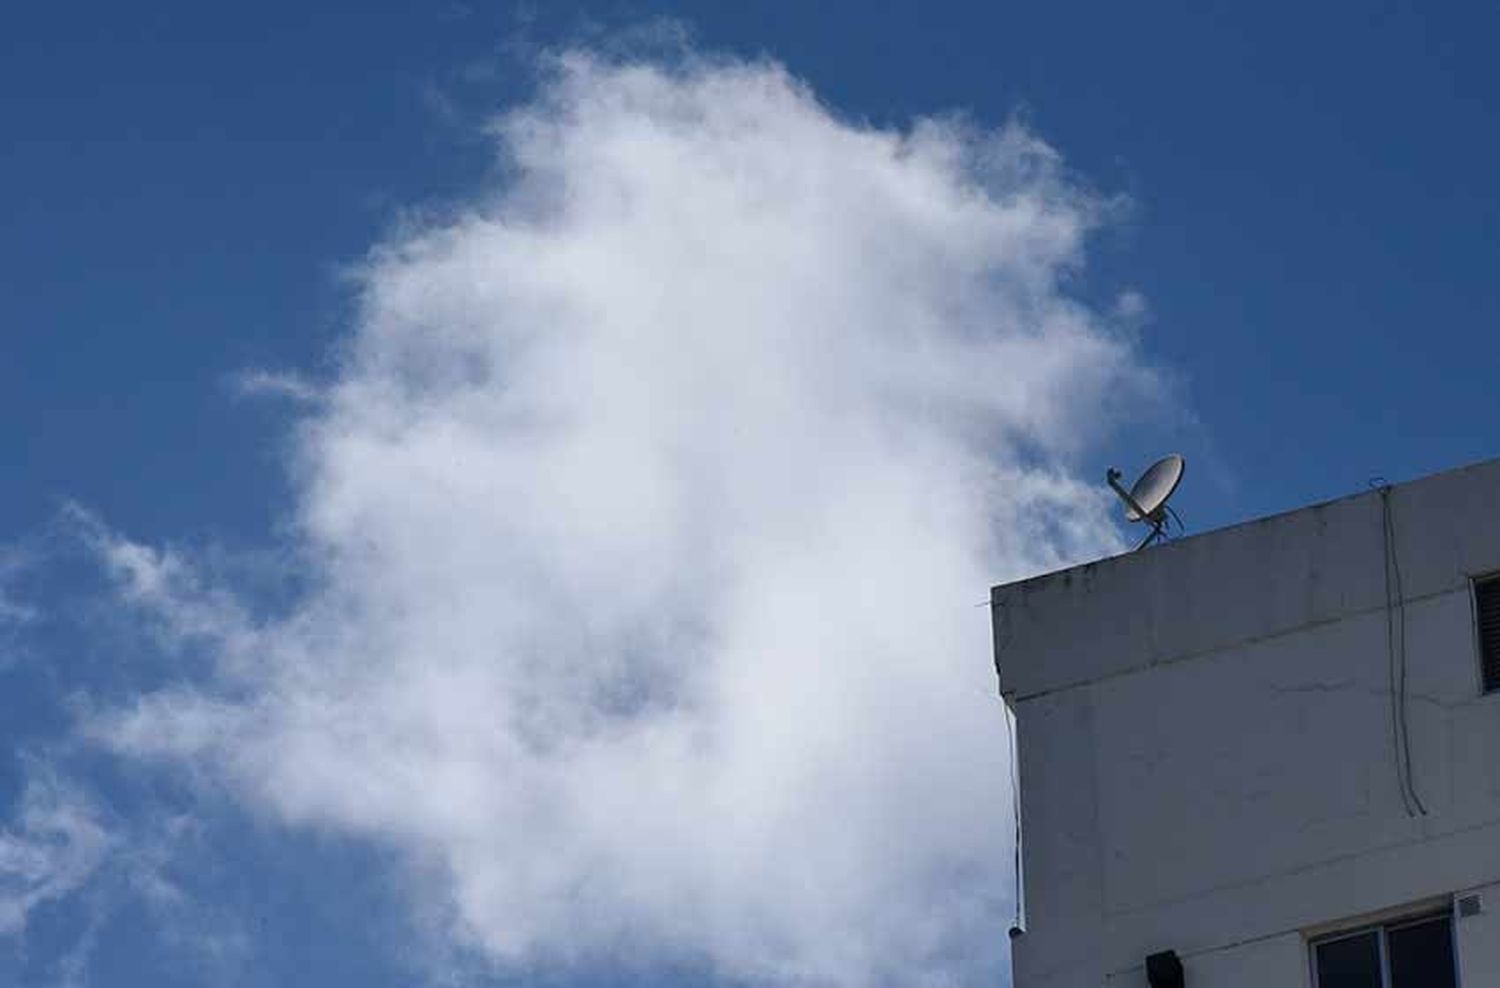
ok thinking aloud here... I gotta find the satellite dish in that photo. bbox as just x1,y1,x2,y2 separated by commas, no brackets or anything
1106,454,1185,550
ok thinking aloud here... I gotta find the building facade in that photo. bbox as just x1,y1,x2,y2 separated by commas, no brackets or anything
992,458,1500,987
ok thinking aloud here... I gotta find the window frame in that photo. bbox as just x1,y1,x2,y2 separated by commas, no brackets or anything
1308,908,1456,988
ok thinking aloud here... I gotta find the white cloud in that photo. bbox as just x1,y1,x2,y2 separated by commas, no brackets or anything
87,50,1158,985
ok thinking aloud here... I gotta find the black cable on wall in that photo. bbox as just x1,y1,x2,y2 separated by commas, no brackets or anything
1377,482,1427,818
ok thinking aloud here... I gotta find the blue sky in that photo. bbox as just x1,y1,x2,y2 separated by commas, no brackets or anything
2,3,1498,986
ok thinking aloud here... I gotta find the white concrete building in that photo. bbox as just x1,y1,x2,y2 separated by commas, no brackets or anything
992,457,1500,988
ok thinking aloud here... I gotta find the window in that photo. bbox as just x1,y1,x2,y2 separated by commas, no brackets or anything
1477,573,1500,693
1311,913,1455,988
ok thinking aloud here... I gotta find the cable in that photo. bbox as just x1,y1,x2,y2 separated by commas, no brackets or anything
1377,484,1427,817
1388,489,1427,816
1378,485,1415,815
1378,484,1413,816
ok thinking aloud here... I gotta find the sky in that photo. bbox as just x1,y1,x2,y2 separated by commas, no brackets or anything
2,3,1498,986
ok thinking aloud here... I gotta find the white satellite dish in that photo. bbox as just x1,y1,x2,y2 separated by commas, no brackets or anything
1107,454,1185,550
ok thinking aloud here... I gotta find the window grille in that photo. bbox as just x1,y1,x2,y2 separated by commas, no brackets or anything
1476,574,1500,694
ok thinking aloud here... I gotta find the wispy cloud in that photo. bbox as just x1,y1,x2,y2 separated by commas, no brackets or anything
229,369,325,404
83,48,1159,986
0,760,250,985
0,773,111,937
0,548,40,630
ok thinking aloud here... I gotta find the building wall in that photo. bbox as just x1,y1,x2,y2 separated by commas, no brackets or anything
993,458,1500,986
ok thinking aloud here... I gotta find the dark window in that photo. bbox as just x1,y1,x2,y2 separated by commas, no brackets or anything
1314,930,1380,988
1478,574,1500,693
1387,916,1456,988
1312,914,1456,988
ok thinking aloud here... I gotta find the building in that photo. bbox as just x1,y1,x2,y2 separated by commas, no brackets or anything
991,457,1500,987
